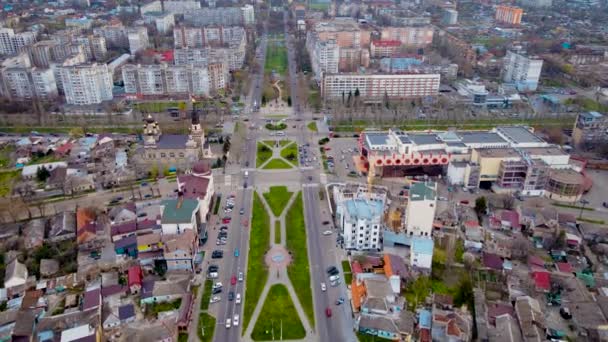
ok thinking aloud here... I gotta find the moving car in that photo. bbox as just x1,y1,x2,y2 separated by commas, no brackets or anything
326,266,339,276
329,275,340,282
211,250,224,259
238,272,244,282
233,314,240,326
234,248,239,257
225,318,231,329
212,287,222,295
322,230,333,236
236,293,241,304
222,217,231,224
240,208,245,215
210,296,221,304
325,307,332,317
231,275,237,285
335,297,345,305
321,283,326,292
228,291,235,301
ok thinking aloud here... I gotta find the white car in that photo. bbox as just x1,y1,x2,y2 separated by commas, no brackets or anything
236,293,241,304
208,272,218,279
321,283,327,292
210,296,221,304
238,272,244,282
329,275,341,282
225,318,231,329
213,282,223,289
233,314,240,326
322,230,333,236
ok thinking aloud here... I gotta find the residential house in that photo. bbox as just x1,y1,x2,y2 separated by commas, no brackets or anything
162,229,197,271
160,197,201,235
109,203,137,224
500,210,520,230
114,235,137,257
103,303,135,329
128,265,143,294
122,319,177,341
23,218,45,249
137,232,162,254
483,252,506,272
514,296,544,341
82,287,101,313
5,259,28,290
21,162,67,180
64,174,95,194
47,167,68,190
383,254,408,281
177,161,214,223
140,277,189,304
519,206,559,240
48,211,76,242
60,324,99,342
488,313,523,342
110,221,137,242
531,270,551,292
39,259,60,278
76,207,97,244
356,311,414,341
431,305,472,342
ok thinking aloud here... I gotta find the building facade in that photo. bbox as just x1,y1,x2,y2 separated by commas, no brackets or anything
0,28,37,55
495,5,523,25
321,73,440,100
370,40,402,59
59,63,113,105
502,50,543,91
380,26,434,47
572,111,608,147
122,63,211,97
241,5,255,25
128,27,150,54
405,181,437,237
183,7,244,26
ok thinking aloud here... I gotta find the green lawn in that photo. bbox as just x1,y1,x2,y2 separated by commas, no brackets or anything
251,284,306,341
201,279,213,310
285,192,314,327
178,333,188,342
265,123,287,130
257,142,273,167
197,312,216,342
243,192,271,333
262,159,293,170
307,122,318,132
147,298,181,317
133,101,186,113
0,145,14,168
263,186,294,217
263,140,292,148
342,260,353,284
265,41,288,75
275,219,281,244
357,332,382,342
341,260,352,273
0,170,19,197
280,143,298,166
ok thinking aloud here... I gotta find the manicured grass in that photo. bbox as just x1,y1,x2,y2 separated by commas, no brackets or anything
263,140,291,147
280,143,298,166
341,260,352,273
278,140,292,147
213,194,222,215
262,159,293,170
0,170,19,197
257,142,273,167
178,333,188,342
357,332,382,342
133,101,186,113
578,217,606,225
201,279,213,311
307,122,318,132
342,260,353,283
275,219,281,244
265,123,287,130
263,186,294,217
251,284,306,341
344,272,353,285
285,192,314,327
243,192,271,333
265,41,288,75
197,312,216,342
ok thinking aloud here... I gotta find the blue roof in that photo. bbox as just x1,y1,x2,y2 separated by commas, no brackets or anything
411,237,434,255
345,199,383,220
418,309,432,328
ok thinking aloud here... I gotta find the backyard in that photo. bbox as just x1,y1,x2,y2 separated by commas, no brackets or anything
243,192,271,332
285,192,314,327
0,170,19,197
263,186,294,216
250,284,306,341
280,143,299,166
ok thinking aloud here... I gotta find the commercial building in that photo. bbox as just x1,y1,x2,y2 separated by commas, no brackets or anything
122,63,211,97
405,181,437,237
241,4,255,25
502,50,543,92
58,63,113,105
334,183,388,251
380,26,434,47
183,7,244,26
0,28,37,55
572,111,608,148
495,5,523,25
442,9,458,25
370,40,401,59
321,73,440,100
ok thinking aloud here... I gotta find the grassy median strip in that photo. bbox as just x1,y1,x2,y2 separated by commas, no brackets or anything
243,191,271,333
198,312,216,342
307,122,318,132
200,279,213,311
275,219,281,244
285,192,315,327
251,284,306,341
263,186,294,216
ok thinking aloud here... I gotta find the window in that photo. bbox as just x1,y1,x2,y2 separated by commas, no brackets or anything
169,153,175,158
161,153,166,158
179,152,184,158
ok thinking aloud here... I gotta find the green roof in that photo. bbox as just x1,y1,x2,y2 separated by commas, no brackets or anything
409,181,436,201
161,199,199,224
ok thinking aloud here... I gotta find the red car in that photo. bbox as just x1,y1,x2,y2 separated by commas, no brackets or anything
222,218,231,224
231,275,237,285
325,307,332,317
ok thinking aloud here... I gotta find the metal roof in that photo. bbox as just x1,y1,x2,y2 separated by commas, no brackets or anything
458,132,506,144
496,126,544,144
408,134,440,145
366,133,391,146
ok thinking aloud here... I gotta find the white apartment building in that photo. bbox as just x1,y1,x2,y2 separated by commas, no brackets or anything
308,36,339,82
94,26,129,48
128,28,149,54
74,35,107,61
241,4,255,25
59,63,113,105
334,183,388,251
161,0,201,14
122,63,211,96
183,7,244,26
0,52,58,100
173,26,245,48
174,48,208,65
143,12,175,34
321,73,440,100
405,181,437,237
0,28,37,55
502,50,543,92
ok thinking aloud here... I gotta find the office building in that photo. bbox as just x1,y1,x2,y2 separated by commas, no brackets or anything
183,7,244,26
442,9,458,25
241,4,255,25
122,63,212,97
127,27,150,54
572,111,608,148
370,40,401,58
495,5,523,25
405,181,437,237
380,26,434,47
321,73,440,100
334,183,388,251
502,50,543,91
59,63,113,105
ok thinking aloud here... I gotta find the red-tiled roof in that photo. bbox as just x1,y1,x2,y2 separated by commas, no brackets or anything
532,271,550,291
177,174,210,199
372,40,401,47
500,210,519,228
128,265,143,287
556,262,573,273
352,261,363,274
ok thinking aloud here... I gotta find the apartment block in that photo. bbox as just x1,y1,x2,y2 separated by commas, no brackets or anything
95,26,148,51
241,4,255,25
370,40,402,58
173,27,245,70
495,5,523,25
502,50,543,91
1,67,58,100
74,35,107,61
321,73,440,100
59,63,113,105
380,26,434,47
122,63,213,97
306,36,339,81
572,111,608,147
0,28,37,55
433,29,476,75
143,12,175,34
405,181,437,237
183,7,244,26
127,28,150,54
311,18,372,49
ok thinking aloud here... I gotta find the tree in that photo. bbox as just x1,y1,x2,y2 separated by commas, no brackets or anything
474,196,487,220
498,194,515,210
262,95,267,106
222,137,231,155
287,96,292,107
36,166,50,182
150,165,159,179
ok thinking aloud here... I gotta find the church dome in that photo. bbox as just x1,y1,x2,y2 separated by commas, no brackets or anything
192,162,211,175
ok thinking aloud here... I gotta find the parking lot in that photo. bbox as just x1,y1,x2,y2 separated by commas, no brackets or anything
323,137,364,180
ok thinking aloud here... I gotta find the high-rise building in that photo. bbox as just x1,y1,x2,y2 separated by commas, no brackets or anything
502,50,543,91
74,35,107,61
307,37,339,81
405,181,437,237
183,7,244,26
0,28,37,55
495,5,524,25
59,63,113,105
241,4,255,25
127,27,149,54
122,63,212,96
380,26,434,47
173,27,246,71
441,9,458,25
321,73,440,100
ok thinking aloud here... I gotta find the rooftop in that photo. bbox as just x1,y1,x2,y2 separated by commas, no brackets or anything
345,199,384,220
476,148,519,158
157,134,190,149
496,126,544,144
412,237,434,255
409,181,436,201
161,198,199,224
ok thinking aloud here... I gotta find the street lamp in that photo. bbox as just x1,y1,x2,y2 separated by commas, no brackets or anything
579,199,590,219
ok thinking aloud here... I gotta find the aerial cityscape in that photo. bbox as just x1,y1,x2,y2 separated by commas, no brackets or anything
0,0,606,341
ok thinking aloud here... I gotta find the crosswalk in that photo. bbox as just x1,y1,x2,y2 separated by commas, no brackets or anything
302,183,319,188
224,175,231,187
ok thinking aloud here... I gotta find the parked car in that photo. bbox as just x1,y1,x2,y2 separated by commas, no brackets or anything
335,297,345,305
210,296,221,304
233,314,240,326
234,248,239,257
322,230,333,236
212,250,224,259
326,266,339,275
